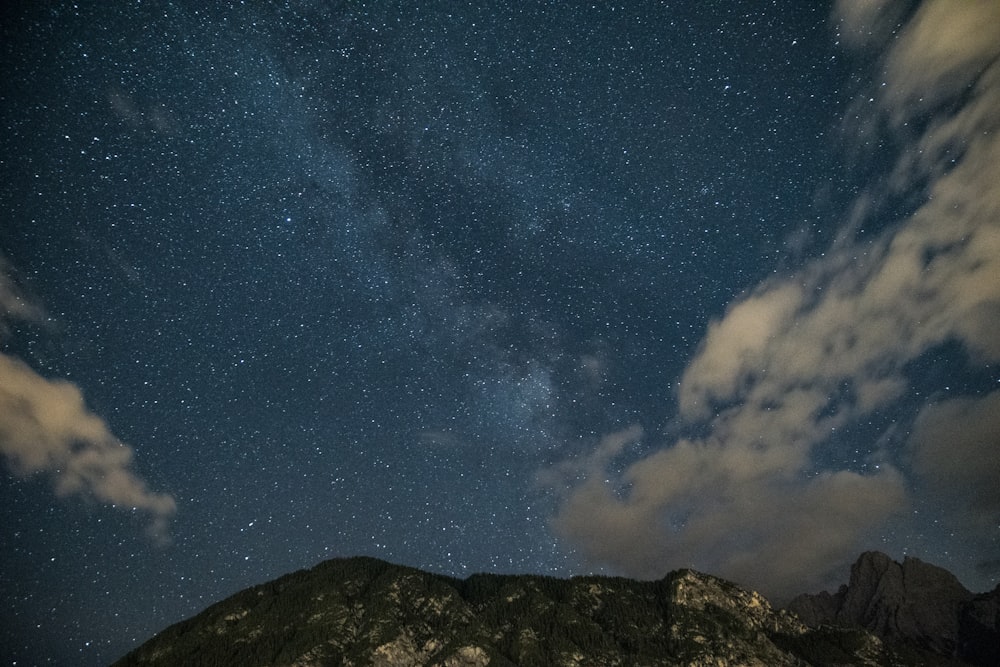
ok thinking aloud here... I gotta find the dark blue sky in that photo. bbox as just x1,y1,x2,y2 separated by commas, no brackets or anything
2,2,998,665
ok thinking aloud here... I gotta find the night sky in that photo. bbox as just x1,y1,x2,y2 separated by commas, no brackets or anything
2,1,999,664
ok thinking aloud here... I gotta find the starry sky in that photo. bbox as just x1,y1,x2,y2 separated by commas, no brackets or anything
2,1,999,664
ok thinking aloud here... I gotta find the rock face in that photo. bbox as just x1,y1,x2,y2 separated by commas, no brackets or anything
959,584,1000,667
787,551,999,665
113,556,911,667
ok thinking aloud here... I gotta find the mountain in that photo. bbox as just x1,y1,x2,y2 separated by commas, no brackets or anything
112,554,993,667
787,551,1000,666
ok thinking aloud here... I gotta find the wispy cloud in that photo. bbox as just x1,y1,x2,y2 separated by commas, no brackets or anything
548,0,1000,600
0,263,176,541
0,256,46,336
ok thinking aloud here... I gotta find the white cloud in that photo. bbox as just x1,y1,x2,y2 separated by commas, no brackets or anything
678,283,803,421
882,0,1000,125
0,263,176,540
548,1,1000,599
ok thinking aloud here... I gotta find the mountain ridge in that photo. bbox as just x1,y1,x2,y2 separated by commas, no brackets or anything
112,552,997,666
788,551,1000,666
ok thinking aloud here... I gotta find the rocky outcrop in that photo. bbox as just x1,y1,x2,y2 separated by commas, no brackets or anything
958,584,1000,667
845,551,970,651
113,556,908,667
787,551,998,665
782,587,845,628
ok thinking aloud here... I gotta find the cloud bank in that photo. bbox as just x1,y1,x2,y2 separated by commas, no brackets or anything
910,392,1000,535
0,265,176,540
549,0,1000,600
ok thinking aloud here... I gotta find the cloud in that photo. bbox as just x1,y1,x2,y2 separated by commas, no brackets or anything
910,391,1000,533
0,264,176,541
832,0,903,49
550,419,909,600
0,257,46,336
882,0,1000,125
548,0,1000,599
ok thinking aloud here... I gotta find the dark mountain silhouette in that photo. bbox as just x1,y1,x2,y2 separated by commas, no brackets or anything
112,552,996,666
788,551,1000,666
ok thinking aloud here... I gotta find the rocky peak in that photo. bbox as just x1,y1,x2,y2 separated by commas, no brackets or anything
660,569,814,666
787,551,995,664
842,551,971,651
668,568,804,636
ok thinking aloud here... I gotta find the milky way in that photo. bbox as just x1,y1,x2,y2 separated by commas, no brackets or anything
2,2,998,664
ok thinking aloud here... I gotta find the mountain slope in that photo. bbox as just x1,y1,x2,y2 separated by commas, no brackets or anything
110,555,939,666
788,551,1000,666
